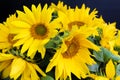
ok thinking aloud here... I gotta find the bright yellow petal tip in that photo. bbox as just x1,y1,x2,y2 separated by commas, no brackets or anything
106,59,115,79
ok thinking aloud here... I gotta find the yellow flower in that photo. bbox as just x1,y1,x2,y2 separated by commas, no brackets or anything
0,53,46,80
100,23,116,47
100,23,117,54
0,24,12,49
0,14,17,50
55,4,100,35
10,4,60,59
50,1,68,13
46,30,99,80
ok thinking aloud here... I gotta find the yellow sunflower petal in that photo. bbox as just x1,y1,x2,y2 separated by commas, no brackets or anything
95,76,109,80
70,59,89,78
42,5,53,23
78,48,95,65
0,34,8,40
0,34,7,41
23,5,36,23
0,43,11,49
46,51,61,73
80,38,99,51
10,58,26,79
27,63,39,80
13,36,30,46
11,21,31,28
106,59,115,79
21,37,34,54
55,59,64,80
0,53,15,61
116,76,120,80
0,24,9,33
38,45,46,59
13,30,30,40
16,10,33,25
2,64,11,78
21,66,31,80
37,4,41,11
32,4,41,23
0,60,11,71
27,39,40,58
32,63,46,77
10,28,28,34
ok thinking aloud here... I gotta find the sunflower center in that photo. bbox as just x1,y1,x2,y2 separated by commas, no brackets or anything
35,24,47,35
68,21,84,30
31,24,48,39
8,34,16,44
62,39,80,58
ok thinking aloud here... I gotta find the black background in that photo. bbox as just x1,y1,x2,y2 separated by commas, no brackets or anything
0,0,120,28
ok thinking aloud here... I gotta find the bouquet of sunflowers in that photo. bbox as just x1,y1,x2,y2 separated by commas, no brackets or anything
1,1,120,80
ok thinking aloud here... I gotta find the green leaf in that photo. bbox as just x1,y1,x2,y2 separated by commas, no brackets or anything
93,47,120,63
93,50,104,62
111,54,120,62
41,75,54,80
88,64,99,72
45,36,62,49
116,64,120,76
45,31,69,49
101,47,120,62
101,47,112,62
87,35,101,46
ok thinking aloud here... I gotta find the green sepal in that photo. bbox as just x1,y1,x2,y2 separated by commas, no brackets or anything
41,75,54,80
93,47,120,63
88,64,99,72
116,64,120,76
45,31,69,49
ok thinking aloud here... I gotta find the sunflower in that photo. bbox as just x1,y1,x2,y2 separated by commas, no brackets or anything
46,29,99,80
10,4,60,59
100,23,117,54
55,4,101,36
0,14,17,51
0,24,12,49
0,52,46,80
